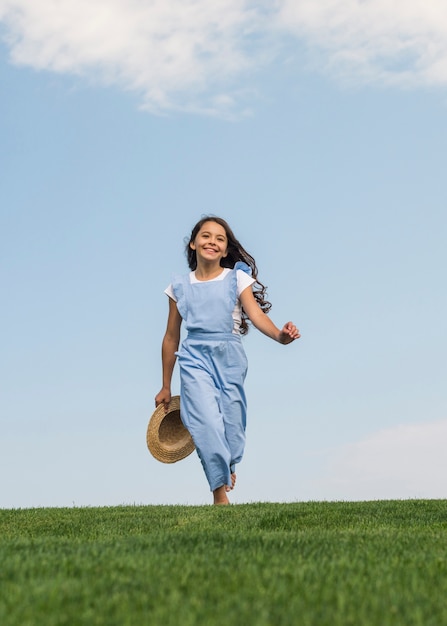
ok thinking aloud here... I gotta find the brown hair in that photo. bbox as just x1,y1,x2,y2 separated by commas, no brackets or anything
185,216,272,334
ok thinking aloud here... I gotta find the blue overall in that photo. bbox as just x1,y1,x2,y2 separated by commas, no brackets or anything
172,262,250,492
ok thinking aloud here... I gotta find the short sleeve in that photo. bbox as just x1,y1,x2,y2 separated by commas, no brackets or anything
236,269,255,298
164,284,177,301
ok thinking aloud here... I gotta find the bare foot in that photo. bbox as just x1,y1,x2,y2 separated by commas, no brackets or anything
225,473,237,492
213,485,230,505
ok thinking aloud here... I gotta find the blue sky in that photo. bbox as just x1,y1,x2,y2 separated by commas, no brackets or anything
1,0,446,507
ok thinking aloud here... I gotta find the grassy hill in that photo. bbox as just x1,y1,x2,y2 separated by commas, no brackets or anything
1,500,447,625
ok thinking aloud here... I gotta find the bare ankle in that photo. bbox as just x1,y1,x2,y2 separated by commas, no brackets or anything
213,485,230,505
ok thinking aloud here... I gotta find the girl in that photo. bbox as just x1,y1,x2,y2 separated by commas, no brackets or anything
155,216,300,505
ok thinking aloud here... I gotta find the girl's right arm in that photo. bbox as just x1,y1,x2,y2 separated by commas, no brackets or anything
154,297,182,411
240,287,300,344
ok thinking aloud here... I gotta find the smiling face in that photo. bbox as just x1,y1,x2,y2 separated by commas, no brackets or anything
189,220,228,267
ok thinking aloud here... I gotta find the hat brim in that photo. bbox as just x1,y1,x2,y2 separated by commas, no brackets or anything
147,396,195,463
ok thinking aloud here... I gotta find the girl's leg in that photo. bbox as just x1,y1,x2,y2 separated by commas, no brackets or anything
213,485,230,505
225,473,236,493
220,360,248,483
179,338,246,501
180,366,233,493
216,342,247,494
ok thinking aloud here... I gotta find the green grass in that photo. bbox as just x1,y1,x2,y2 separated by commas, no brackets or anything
1,500,447,625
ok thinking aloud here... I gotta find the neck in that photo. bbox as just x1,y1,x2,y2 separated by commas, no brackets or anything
194,263,224,281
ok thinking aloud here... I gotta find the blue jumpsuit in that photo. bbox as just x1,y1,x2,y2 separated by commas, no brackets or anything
172,262,250,492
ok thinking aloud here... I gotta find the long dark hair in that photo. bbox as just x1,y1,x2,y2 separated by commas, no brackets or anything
185,216,272,334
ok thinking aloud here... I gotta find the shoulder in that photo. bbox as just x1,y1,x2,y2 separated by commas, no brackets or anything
237,269,255,284
235,269,255,296
166,272,192,301
233,261,252,276
171,272,193,287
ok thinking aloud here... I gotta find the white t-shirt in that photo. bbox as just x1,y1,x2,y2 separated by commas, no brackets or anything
164,268,255,334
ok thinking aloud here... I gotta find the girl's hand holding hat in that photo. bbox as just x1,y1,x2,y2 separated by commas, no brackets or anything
155,388,172,412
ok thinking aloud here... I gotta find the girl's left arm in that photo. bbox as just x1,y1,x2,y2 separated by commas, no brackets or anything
239,287,300,344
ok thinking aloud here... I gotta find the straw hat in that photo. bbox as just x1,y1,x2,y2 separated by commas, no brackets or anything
146,395,195,463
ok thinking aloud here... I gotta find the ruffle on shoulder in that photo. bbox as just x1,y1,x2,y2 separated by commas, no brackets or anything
171,275,188,320
233,261,252,276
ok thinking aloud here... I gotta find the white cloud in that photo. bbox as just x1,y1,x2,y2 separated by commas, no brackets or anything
2,1,447,114
312,419,447,500
0,0,268,115
277,0,447,88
